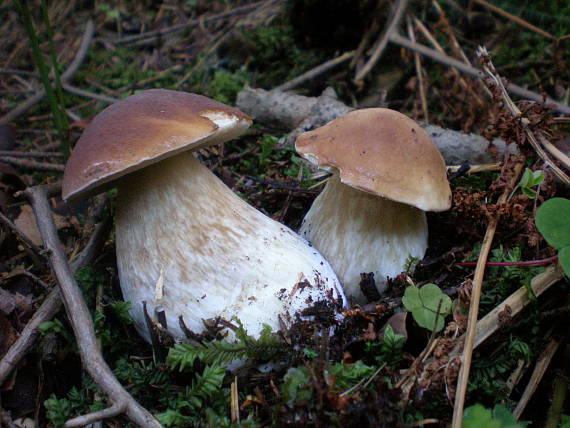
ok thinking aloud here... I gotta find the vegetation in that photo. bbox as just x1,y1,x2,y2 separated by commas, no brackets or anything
0,1,569,427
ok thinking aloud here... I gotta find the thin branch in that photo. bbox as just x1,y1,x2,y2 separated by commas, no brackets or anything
0,210,46,263
0,150,63,158
110,1,273,46
412,16,488,104
354,0,409,85
407,17,429,121
0,20,97,126
477,47,570,183
451,159,524,428
23,185,160,427
0,156,64,171
65,403,124,428
463,265,562,351
388,34,570,115
473,0,556,40
513,336,560,419
0,207,112,387
275,50,356,92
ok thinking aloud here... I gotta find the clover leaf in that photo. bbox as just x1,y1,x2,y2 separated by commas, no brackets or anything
402,284,452,332
518,168,544,199
535,197,570,276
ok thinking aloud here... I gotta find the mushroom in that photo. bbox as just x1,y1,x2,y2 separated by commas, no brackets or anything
295,108,451,303
63,89,346,342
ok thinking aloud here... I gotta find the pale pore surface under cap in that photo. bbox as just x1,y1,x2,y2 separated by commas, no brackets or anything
295,108,451,212
116,153,346,341
299,175,427,303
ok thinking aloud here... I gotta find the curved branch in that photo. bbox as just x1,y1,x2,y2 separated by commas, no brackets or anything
23,185,160,427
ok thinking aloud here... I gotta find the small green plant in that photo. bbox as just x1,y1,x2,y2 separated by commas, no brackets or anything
281,366,312,406
156,364,228,426
364,325,407,367
45,387,106,428
167,321,283,369
13,0,70,157
463,404,527,428
511,168,544,199
535,198,570,276
402,284,452,332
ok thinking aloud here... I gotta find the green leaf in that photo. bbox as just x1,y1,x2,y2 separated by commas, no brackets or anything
402,284,452,332
282,367,312,406
559,247,570,277
463,404,527,428
536,198,570,249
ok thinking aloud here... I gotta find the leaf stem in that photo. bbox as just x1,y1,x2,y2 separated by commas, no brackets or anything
456,256,558,267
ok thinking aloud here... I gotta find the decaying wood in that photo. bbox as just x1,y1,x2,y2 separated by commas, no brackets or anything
236,86,516,164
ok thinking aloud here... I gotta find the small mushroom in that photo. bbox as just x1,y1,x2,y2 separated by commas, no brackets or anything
63,89,346,342
295,108,451,303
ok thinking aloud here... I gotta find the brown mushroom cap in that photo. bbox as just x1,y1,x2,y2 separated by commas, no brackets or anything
62,89,252,201
295,108,451,212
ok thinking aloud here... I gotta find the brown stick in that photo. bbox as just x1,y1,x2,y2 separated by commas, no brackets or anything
0,156,65,172
23,185,160,427
473,0,556,40
275,51,356,92
0,20,96,126
451,159,524,428
407,17,429,122
353,0,409,85
513,337,560,419
0,211,112,386
389,34,570,115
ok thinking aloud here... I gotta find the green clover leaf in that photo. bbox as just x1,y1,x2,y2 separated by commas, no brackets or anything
402,284,452,332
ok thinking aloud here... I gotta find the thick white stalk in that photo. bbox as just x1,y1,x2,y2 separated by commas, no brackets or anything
115,153,345,341
299,175,427,303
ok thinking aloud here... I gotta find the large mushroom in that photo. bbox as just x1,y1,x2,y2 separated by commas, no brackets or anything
295,108,451,303
63,89,346,342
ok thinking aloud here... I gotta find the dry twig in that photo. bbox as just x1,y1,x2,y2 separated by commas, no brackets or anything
514,336,560,419
477,47,570,183
0,199,112,388
0,20,114,126
407,17,429,121
21,184,160,427
0,156,64,171
451,158,525,427
353,0,409,85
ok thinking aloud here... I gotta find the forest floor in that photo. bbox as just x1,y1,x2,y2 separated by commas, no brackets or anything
0,1,569,427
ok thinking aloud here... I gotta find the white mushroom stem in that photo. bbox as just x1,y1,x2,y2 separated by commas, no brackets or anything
115,153,346,342
299,174,427,303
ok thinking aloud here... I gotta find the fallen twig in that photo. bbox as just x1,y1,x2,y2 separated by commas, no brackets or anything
407,17,429,121
0,150,63,158
451,158,524,428
477,47,570,184
0,210,46,264
0,156,64,171
22,184,160,427
275,50,356,92
0,202,112,387
390,34,570,115
473,0,557,40
353,0,409,85
0,20,102,126
109,1,276,46
514,336,560,419
465,265,562,350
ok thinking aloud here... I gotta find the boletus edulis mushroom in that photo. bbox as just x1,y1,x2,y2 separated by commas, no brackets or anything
63,89,346,342
295,108,451,303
